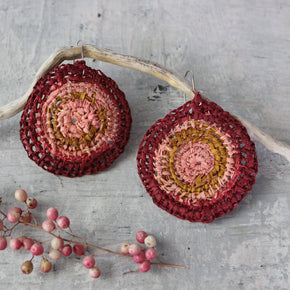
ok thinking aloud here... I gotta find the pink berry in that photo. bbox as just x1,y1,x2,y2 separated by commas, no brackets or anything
20,213,32,225
21,261,33,274
57,216,70,229
23,238,34,250
26,197,37,209
47,207,59,221
9,207,22,214
40,259,52,273
145,248,157,260
0,237,7,250
7,207,22,223
133,251,146,263
10,238,22,250
128,244,142,256
89,266,101,278
73,244,85,256
51,237,64,250
139,260,151,273
136,231,147,244
49,249,61,260
83,256,95,269
144,235,157,248
0,220,4,231
120,243,130,255
15,189,28,202
7,212,19,223
30,243,44,256
61,244,72,256
42,220,55,232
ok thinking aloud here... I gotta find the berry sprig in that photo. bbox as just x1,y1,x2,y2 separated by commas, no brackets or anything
0,189,185,279
121,231,159,273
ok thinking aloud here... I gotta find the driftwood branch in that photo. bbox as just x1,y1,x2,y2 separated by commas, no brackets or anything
0,45,289,162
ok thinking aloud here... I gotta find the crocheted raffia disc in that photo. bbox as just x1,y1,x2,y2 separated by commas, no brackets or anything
20,61,132,177
137,92,258,223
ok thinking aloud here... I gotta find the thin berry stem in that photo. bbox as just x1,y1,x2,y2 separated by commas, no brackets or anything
57,227,87,246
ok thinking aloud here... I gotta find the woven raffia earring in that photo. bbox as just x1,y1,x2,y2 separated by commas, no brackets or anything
19,59,131,177
137,83,259,223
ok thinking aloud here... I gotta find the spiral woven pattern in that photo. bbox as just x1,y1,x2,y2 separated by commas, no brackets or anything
137,92,258,223
20,61,132,177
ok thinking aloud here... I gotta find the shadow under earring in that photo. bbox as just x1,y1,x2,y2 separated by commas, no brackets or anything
20,61,132,177
137,91,258,223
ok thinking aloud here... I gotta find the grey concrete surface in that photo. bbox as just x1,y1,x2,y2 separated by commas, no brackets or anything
0,1,289,289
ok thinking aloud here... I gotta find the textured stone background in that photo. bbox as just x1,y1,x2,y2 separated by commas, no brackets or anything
0,1,289,289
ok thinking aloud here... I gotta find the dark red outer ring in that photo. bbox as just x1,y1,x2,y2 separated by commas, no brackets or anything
137,92,258,223
20,61,132,177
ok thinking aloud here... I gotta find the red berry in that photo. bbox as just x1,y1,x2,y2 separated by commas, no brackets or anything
42,220,55,232
57,216,70,229
30,243,44,256
73,244,85,256
145,248,157,260
10,238,22,250
21,261,33,274
83,256,95,269
128,244,142,256
7,207,22,223
139,260,151,272
89,266,101,278
51,237,64,250
133,251,146,263
40,259,52,273
23,238,34,250
9,207,22,214
47,207,59,221
26,197,37,209
61,244,72,256
15,189,27,202
136,231,147,244
120,243,130,255
49,249,61,260
0,237,7,250
7,212,19,223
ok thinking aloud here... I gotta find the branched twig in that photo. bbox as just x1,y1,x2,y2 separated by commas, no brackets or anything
0,191,186,278
23,222,185,268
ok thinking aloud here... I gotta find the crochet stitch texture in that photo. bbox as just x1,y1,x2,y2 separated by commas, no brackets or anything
137,92,258,223
20,61,132,177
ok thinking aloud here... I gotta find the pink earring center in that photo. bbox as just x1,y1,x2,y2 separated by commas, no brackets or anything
174,142,215,186
56,99,101,139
